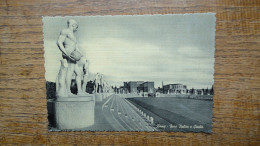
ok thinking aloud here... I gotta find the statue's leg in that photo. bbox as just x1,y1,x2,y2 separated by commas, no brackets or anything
95,83,98,93
75,64,83,94
82,82,86,92
66,62,75,95
56,59,68,98
56,75,59,94
82,75,88,92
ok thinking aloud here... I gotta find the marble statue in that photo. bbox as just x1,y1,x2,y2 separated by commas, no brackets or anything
103,81,107,93
56,19,83,97
100,74,104,93
104,81,109,93
81,59,89,93
52,19,96,130
94,73,100,93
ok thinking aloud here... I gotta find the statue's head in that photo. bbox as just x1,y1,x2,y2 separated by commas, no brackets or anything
67,19,78,32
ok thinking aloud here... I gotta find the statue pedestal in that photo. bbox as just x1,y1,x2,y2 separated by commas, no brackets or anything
55,95,95,130
94,93,103,102
103,93,108,99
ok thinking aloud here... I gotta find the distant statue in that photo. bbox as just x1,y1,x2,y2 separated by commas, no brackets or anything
94,73,100,93
105,82,109,92
56,19,83,97
81,59,89,93
104,81,110,93
103,80,107,93
100,74,104,93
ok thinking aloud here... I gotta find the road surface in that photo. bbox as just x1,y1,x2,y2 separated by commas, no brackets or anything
102,94,156,131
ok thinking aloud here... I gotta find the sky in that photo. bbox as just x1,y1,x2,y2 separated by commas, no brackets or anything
43,14,216,89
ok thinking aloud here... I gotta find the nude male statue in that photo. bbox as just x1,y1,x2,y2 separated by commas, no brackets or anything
57,19,83,96
81,59,89,93
94,73,100,93
100,74,104,93
103,81,108,93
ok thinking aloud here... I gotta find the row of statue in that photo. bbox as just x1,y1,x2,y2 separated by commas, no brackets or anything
55,19,111,98
94,73,112,93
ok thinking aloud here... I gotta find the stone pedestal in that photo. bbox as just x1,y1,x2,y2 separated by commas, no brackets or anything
55,95,95,130
102,93,107,99
94,93,103,102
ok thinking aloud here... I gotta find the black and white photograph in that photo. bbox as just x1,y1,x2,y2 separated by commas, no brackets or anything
43,14,216,133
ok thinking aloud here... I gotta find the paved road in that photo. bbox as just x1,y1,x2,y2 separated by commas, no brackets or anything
102,94,156,131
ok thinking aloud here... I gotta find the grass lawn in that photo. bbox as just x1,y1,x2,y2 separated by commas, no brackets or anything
127,96,213,133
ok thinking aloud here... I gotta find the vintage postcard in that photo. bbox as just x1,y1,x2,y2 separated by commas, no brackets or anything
43,13,216,133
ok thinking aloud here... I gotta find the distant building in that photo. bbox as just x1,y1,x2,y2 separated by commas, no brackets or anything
124,81,144,93
188,86,214,95
195,89,204,95
118,86,128,94
163,84,187,94
189,88,195,94
156,87,164,93
137,82,155,94
119,81,155,96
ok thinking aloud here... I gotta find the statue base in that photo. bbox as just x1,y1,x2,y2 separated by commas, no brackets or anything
54,95,95,130
102,93,106,99
94,93,103,102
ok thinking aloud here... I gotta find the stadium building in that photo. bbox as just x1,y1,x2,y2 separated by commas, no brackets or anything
122,81,155,94
163,84,187,94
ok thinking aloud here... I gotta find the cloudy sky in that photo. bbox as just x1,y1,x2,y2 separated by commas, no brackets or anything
43,14,216,89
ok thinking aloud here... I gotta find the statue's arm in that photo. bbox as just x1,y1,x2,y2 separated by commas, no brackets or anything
57,30,68,56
